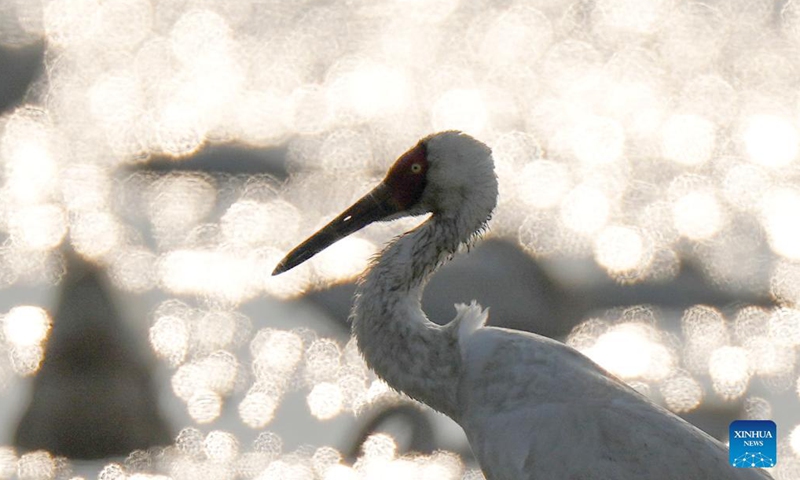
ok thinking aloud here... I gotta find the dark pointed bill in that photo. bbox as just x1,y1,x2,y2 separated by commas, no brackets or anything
272,183,400,275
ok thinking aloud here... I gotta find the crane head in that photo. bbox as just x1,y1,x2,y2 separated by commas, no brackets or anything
272,131,496,275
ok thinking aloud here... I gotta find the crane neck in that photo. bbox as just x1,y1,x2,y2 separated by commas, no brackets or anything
351,211,486,420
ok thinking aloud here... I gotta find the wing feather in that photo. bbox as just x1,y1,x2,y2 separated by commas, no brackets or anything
456,327,772,480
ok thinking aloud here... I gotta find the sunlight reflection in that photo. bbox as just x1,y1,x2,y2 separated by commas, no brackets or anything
744,397,772,420
159,249,260,304
432,89,488,137
305,339,342,385
145,173,216,246
173,351,241,424
743,337,795,381
593,0,671,37
236,89,291,147
4,0,800,474
721,163,771,212
771,260,800,307
69,210,122,259
708,346,750,400
97,0,153,50
88,72,145,157
307,382,345,420
560,184,610,235
171,9,232,64
671,190,723,241
149,314,189,367
361,433,396,461
660,374,703,413
222,200,300,249
312,446,342,478
790,424,800,456
312,237,377,284
8,204,66,251
516,160,570,209
760,187,800,260
239,389,279,429
252,329,304,384
768,308,800,347
593,225,647,277
682,305,730,374
60,163,111,211
108,246,157,292
478,5,552,69
16,450,55,480
186,389,222,424
327,60,411,121
43,0,99,48
99,463,125,480
0,447,14,480
571,115,624,166
151,101,206,158
204,430,239,463
743,114,799,168
4,308,43,344
290,84,333,135
2,107,59,206
660,113,716,166
581,322,674,381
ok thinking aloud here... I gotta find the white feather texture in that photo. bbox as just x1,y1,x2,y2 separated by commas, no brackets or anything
347,132,772,479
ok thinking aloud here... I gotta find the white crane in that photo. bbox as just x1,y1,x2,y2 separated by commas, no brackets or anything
273,131,773,479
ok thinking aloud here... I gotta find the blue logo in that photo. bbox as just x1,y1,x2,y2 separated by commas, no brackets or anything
729,420,776,468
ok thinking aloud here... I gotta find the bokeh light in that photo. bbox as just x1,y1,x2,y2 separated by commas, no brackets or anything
2,107,60,206
2,306,50,377
790,424,800,456
16,450,55,480
578,320,675,382
307,382,345,421
99,463,126,480
186,389,222,424
708,346,750,400
768,308,800,347
660,113,716,166
570,115,624,166
744,397,772,420
760,187,800,260
0,447,15,479
560,184,610,235
311,237,377,283
2,306,50,348
660,374,703,413
252,329,304,383
204,430,239,463
682,305,729,374
743,115,799,168
1,0,800,477
239,389,279,429
8,204,67,251
515,160,570,209
671,190,723,241
593,225,646,277
149,314,189,367
431,89,488,137
569,307,676,384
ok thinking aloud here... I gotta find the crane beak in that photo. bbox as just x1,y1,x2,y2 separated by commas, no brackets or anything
272,183,400,275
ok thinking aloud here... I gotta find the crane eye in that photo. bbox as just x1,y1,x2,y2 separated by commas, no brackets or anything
410,163,422,174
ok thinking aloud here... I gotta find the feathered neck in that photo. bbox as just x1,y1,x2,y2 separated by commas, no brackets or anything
350,210,488,420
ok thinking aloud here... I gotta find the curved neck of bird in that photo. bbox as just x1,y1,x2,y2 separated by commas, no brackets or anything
352,211,484,420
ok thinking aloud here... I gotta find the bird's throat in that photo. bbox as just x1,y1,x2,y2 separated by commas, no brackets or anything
351,217,466,419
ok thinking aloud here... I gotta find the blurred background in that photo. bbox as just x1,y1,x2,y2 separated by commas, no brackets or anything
0,0,799,478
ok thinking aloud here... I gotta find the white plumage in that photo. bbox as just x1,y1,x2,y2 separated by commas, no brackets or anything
274,131,773,479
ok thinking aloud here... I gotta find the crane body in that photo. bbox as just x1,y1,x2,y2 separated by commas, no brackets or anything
273,131,773,479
